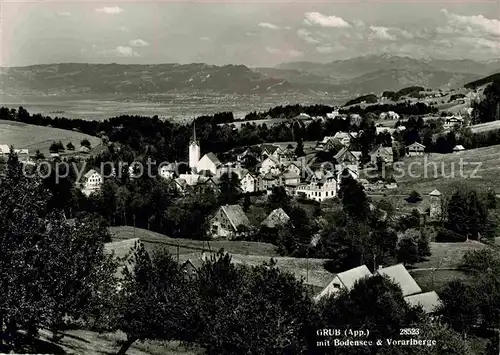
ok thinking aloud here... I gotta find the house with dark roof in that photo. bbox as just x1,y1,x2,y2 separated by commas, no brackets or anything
180,253,207,278
314,265,372,301
209,204,252,239
369,145,394,164
406,142,426,157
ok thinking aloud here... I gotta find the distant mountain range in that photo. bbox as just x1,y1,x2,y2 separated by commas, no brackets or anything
2,55,500,97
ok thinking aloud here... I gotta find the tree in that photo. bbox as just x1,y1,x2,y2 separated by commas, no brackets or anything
338,174,369,221
294,139,305,157
115,245,196,355
440,280,480,339
81,139,91,149
218,172,240,204
49,140,64,153
398,209,421,230
268,186,290,210
194,251,315,354
0,151,116,350
406,190,422,203
34,149,45,160
242,194,251,212
447,188,488,239
66,142,75,151
319,275,423,353
396,235,419,265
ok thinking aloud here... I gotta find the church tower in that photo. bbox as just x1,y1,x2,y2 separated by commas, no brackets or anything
189,122,200,172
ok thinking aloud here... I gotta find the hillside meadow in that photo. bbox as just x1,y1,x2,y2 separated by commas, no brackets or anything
392,145,500,193
0,119,101,156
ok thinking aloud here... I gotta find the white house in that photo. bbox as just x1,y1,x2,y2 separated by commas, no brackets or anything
314,265,372,301
196,152,221,176
0,144,10,157
296,171,337,202
259,155,280,175
240,172,258,193
406,142,426,157
81,169,103,196
443,115,464,131
453,145,465,153
333,131,357,147
158,163,176,180
379,111,400,120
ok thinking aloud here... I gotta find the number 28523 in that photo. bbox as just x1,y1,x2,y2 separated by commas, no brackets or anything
400,328,420,335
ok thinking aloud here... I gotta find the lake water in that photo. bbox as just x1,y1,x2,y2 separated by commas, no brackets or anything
0,93,340,123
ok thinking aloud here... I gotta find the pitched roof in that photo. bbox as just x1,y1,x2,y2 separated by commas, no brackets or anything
203,152,221,166
262,155,280,165
84,169,101,179
261,208,290,228
336,265,372,290
375,264,422,296
453,145,465,151
407,142,426,149
334,147,357,161
429,189,442,197
221,205,251,230
404,291,442,314
261,144,280,155
370,145,393,156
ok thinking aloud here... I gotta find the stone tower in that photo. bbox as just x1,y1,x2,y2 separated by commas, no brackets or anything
189,122,200,172
429,189,442,220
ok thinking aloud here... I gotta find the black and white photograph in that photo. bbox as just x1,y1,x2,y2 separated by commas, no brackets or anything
0,0,500,353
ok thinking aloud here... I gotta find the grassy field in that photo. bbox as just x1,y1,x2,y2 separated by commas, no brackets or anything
178,251,334,288
469,120,500,133
32,329,202,355
109,226,279,257
0,119,101,156
414,241,487,269
110,226,334,289
411,269,476,293
392,145,500,193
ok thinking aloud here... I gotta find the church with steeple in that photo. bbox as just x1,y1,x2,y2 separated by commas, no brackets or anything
189,124,201,173
187,123,221,176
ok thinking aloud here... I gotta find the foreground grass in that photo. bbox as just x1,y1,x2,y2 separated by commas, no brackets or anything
33,329,202,355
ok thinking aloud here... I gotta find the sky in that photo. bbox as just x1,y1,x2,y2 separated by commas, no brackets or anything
1,0,499,67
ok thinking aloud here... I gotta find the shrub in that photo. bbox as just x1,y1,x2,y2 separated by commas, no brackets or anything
435,228,467,242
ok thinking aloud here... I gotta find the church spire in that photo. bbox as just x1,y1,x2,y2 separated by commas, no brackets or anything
190,120,198,145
